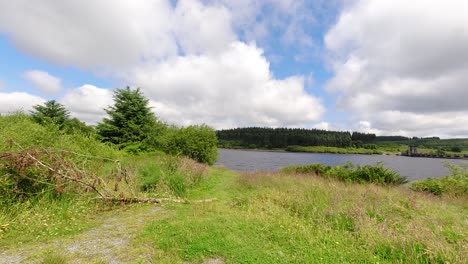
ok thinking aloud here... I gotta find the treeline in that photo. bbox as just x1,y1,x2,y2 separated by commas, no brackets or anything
217,127,353,148
22,87,218,164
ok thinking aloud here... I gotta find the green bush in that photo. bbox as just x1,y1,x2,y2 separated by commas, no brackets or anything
282,162,407,185
411,163,467,196
282,163,330,175
164,125,218,165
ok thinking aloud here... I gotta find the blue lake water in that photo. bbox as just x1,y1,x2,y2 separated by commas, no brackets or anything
216,148,466,181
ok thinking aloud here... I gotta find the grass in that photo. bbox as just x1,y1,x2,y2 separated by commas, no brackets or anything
0,195,100,247
139,168,467,263
285,145,383,155
1,113,467,263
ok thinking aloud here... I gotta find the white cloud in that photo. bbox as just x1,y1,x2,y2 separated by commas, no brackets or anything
0,0,177,69
0,85,113,124
127,42,324,128
0,92,45,114
23,70,62,94
313,122,330,130
60,85,113,124
0,0,326,128
0,0,237,70
173,0,236,55
325,0,468,137
0,79,4,89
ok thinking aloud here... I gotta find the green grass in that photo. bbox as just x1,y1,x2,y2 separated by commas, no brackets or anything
0,195,99,246
285,145,384,155
140,168,467,263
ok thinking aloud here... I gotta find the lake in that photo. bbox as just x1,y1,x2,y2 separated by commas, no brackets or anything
216,148,467,181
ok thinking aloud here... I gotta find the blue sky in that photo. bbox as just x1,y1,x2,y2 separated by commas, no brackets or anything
0,0,467,137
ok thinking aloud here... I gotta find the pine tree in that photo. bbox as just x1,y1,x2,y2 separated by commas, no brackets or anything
30,100,70,128
96,87,158,148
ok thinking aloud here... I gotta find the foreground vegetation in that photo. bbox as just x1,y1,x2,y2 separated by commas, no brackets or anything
1,92,467,262
137,169,467,263
2,163,467,263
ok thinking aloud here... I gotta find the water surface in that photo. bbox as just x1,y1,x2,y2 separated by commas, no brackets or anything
216,148,466,181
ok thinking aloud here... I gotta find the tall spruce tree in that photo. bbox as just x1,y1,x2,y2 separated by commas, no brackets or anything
96,87,158,148
30,100,70,128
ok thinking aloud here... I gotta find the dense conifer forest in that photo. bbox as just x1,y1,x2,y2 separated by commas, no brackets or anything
217,127,354,148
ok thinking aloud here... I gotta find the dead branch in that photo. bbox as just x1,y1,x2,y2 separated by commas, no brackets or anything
9,141,107,198
97,197,217,204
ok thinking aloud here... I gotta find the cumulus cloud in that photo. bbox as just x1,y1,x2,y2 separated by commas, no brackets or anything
60,85,113,124
0,0,326,128
0,92,45,114
127,42,324,128
325,0,468,137
0,0,176,69
23,70,62,94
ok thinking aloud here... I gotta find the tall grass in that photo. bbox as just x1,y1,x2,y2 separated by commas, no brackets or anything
141,169,467,263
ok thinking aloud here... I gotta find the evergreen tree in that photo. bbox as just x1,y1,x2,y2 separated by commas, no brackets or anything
96,87,158,149
30,100,70,128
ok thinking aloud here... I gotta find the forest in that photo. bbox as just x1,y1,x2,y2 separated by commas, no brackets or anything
218,127,468,153
217,127,354,148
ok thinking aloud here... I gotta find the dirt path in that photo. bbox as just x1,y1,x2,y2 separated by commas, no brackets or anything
0,205,164,264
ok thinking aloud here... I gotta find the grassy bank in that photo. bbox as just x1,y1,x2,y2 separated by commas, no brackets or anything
139,168,467,263
2,162,467,263
285,145,384,155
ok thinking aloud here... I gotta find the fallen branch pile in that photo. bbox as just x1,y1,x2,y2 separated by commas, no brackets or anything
0,139,215,204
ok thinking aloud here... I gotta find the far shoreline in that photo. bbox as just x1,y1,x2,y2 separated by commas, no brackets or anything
218,147,468,160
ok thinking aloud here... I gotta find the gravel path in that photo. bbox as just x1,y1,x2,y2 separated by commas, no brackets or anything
0,206,163,264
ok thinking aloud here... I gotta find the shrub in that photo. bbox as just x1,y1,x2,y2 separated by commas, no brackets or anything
282,162,407,185
282,163,330,175
411,163,467,196
164,125,218,165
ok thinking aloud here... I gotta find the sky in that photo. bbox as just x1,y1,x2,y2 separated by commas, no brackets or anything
0,0,467,138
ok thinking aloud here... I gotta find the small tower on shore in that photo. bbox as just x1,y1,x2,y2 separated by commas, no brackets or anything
409,145,418,156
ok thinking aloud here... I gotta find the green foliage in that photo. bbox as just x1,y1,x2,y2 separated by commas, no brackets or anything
451,146,462,152
62,118,95,136
285,145,383,155
136,155,208,198
411,163,468,196
217,127,352,148
165,125,218,165
31,100,70,128
96,87,162,150
282,162,408,185
351,131,376,143
0,113,119,201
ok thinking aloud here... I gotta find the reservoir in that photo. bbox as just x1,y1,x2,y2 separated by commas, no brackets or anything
216,148,466,181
